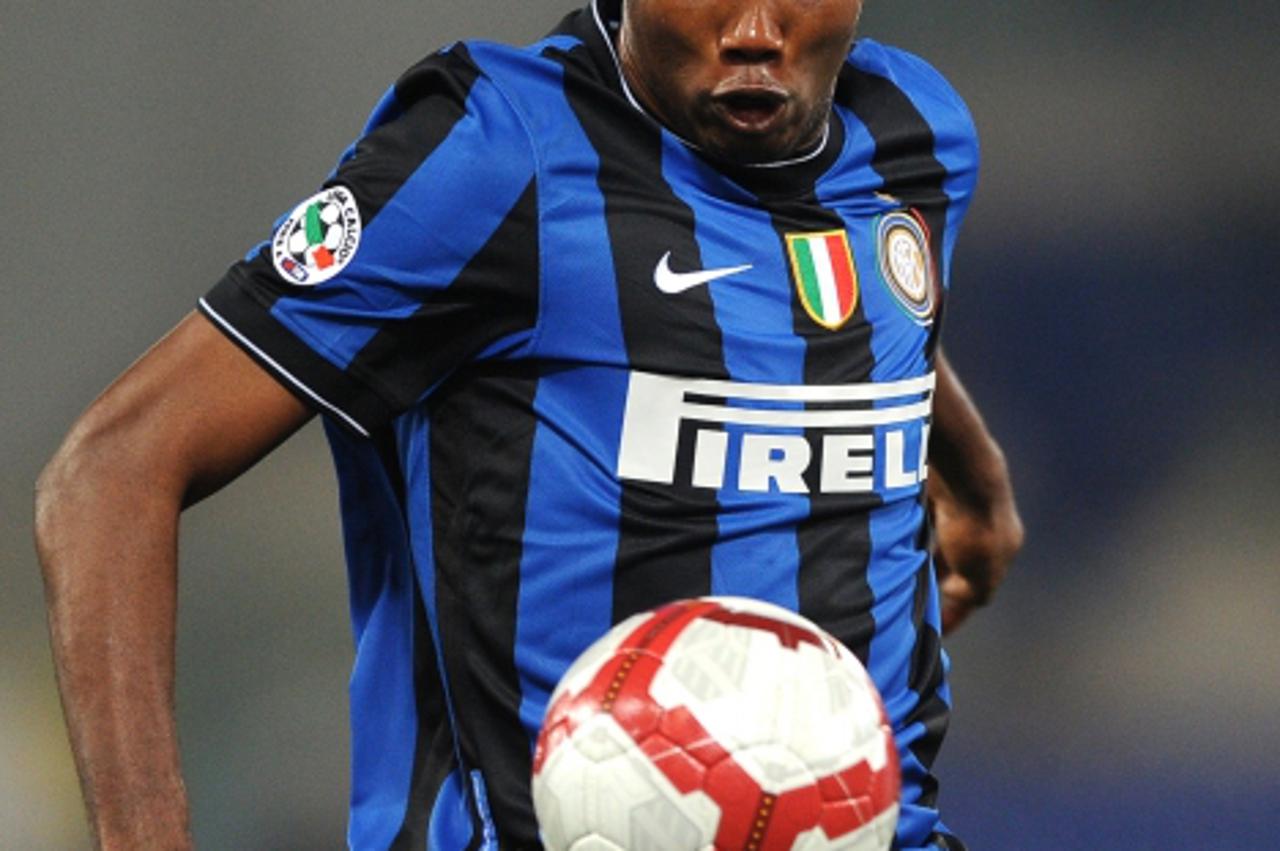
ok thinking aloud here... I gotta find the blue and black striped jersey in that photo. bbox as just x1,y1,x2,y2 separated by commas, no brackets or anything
200,1,979,848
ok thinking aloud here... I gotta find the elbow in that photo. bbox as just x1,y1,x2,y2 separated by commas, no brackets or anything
982,495,1025,604
1003,506,1026,561
988,482,1025,565
36,434,78,546
34,425,105,587
35,445,78,603
971,447,1025,567
983,470,1025,582
34,409,177,587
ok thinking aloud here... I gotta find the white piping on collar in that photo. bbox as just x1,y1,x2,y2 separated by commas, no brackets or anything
590,0,831,170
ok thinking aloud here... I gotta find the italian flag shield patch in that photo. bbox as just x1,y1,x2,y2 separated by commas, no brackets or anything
786,229,859,330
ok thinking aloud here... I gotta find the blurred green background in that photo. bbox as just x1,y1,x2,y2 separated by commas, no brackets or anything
4,1,1277,847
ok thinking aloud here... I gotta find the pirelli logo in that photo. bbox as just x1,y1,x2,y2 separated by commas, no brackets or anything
617,371,933,494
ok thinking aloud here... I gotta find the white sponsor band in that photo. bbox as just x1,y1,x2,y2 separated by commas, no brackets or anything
618,370,933,494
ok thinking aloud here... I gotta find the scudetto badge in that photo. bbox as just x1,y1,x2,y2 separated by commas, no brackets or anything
786,229,859,331
271,186,362,286
876,211,937,324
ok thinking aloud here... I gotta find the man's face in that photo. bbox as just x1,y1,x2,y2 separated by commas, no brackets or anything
618,0,863,164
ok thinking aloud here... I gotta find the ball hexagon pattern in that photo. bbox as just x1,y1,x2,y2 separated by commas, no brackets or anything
532,597,899,851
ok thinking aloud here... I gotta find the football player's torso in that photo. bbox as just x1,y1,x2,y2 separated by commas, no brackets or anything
422,81,942,648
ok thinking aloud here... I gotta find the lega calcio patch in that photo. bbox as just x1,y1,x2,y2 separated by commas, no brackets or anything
271,186,362,285
876,211,937,324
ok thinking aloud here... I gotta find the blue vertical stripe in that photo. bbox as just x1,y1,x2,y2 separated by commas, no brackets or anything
514,367,629,739
661,142,810,609
427,769,475,851
322,420,427,850
469,770,500,850
489,42,628,752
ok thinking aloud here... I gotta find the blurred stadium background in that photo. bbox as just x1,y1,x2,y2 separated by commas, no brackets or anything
4,1,1277,847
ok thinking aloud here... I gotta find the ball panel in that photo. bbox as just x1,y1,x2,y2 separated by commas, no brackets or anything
792,804,900,851
536,711,721,851
533,597,900,851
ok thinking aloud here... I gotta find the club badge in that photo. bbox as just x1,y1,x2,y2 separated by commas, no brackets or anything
876,211,937,324
271,186,362,286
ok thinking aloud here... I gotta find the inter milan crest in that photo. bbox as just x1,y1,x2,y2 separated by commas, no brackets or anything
271,186,362,286
876,211,937,324
785,229,859,330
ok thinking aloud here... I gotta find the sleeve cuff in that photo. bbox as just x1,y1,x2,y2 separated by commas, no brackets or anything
199,275,397,437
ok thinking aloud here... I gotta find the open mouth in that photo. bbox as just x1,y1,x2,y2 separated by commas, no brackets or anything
713,89,787,131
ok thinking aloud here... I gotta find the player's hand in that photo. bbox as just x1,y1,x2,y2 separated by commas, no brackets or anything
928,471,1023,634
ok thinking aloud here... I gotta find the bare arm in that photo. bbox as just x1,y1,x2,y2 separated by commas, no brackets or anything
928,349,1024,634
34,311,313,850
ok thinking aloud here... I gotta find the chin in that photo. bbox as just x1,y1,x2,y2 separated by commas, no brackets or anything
703,134,799,166
701,113,822,166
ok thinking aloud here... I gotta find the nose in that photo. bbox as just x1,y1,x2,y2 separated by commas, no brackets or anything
719,3,784,65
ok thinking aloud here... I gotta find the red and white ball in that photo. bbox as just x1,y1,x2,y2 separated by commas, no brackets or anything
532,597,899,850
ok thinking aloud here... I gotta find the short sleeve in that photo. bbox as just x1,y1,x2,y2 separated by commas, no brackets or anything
200,44,539,437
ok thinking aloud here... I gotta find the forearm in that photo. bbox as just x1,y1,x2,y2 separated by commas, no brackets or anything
930,352,1019,525
35,441,192,850
33,313,313,847
927,352,1023,631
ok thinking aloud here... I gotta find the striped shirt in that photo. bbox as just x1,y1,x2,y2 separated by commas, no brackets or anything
201,1,980,847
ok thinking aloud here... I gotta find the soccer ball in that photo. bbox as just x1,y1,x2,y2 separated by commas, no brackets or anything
531,596,900,850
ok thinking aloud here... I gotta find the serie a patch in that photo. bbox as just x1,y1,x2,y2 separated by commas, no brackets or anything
271,186,362,286
786,229,859,330
875,211,937,324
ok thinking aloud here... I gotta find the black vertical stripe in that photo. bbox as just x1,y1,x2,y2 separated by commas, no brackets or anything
427,362,542,846
836,63,957,783
387,579,456,850
835,64,949,262
908,484,950,786
835,63,952,354
718,101,880,663
770,190,881,663
364,45,485,219
332,425,455,851
551,43,727,623
901,558,950,805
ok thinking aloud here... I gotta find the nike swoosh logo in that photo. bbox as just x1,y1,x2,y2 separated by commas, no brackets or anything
653,251,753,294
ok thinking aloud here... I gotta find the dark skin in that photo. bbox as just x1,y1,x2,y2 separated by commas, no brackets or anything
36,337,1019,850
927,354,1023,633
35,3,1021,847
619,0,863,164
35,316,311,850
617,0,1021,626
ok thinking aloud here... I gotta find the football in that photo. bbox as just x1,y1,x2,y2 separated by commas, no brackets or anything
531,596,900,850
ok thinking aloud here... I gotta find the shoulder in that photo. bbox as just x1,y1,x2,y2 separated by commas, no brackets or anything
847,39,972,120
390,34,585,113
336,42,546,194
843,39,980,177
367,34,590,155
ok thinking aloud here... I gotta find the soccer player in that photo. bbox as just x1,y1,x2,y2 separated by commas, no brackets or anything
34,1,1022,848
